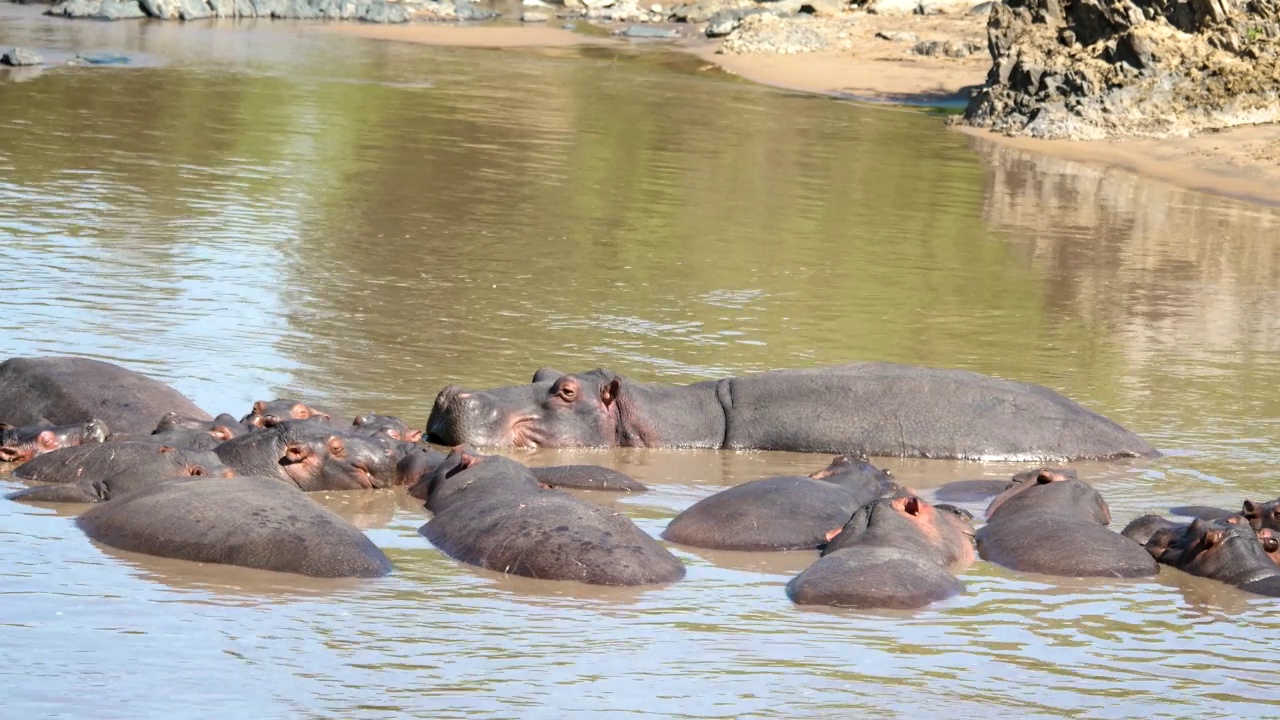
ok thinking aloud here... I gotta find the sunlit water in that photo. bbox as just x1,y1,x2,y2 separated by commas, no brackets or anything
2,6,1279,716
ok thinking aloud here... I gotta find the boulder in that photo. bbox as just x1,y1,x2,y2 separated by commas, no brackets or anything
1,48,43,67
961,0,1280,139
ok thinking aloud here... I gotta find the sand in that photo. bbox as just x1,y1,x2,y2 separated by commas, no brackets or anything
323,16,1280,206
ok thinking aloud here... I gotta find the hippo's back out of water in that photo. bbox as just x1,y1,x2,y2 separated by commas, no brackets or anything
427,362,1157,462
0,356,210,436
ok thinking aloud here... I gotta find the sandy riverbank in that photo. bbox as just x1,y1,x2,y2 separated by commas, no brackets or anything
323,18,1280,207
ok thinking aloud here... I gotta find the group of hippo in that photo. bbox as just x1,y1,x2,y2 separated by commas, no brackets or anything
2,355,1275,608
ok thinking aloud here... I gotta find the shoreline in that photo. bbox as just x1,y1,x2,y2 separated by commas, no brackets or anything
321,19,1280,207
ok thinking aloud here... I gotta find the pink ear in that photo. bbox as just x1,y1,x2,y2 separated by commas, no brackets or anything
601,379,621,406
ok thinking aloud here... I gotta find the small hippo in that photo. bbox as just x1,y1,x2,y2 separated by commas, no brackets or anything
352,414,422,443
786,492,975,609
240,399,342,430
415,447,685,586
528,465,648,492
0,419,109,464
1154,517,1280,597
214,421,396,491
15,441,227,485
152,412,248,438
76,475,392,578
661,454,893,551
976,469,1157,578
933,467,1078,503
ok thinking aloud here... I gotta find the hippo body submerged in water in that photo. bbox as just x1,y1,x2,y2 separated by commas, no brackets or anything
426,362,1156,461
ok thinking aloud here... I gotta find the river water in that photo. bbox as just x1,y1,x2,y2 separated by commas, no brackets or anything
2,6,1279,717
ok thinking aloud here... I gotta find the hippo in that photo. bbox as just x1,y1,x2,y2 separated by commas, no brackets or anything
661,454,893,551
352,414,422,443
76,476,393,578
1150,517,1280,597
15,441,228,485
153,412,248,437
976,469,1157,578
786,493,975,609
1169,498,1280,532
214,421,396,491
0,419,109,464
426,362,1156,461
8,458,237,503
241,399,339,429
0,356,209,435
414,447,685,586
528,465,648,492
933,467,1078,503
396,446,448,488
1121,514,1190,549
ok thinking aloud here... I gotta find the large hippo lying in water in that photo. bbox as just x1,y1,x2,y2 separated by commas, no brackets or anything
786,492,976,609
0,356,210,436
426,362,1156,461
76,476,392,578
411,447,685,586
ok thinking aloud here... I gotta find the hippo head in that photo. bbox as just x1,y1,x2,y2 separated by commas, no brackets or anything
1175,516,1275,578
809,453,898,494
407,444,480,501
1242,498,1280,532
353,413,422,443
426,369,641,449
984,468,1108,525
274,421,395,491
0,418,110,463
242,399,330,429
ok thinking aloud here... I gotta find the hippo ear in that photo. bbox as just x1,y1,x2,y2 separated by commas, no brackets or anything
600,378,622,407
35,430,60,452
532,367,563,383
282,443,312,463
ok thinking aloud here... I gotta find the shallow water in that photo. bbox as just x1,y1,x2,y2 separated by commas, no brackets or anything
2,6,1280,716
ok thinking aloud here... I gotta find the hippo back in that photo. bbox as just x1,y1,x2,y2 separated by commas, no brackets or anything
720,362,1156,462
0,356,210,435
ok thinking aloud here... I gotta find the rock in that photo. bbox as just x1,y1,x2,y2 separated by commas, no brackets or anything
912,38,984,56
77,53,132,64
521,7,551,18
1,48,42,67
798,0,844,15
453,0,498,19
875,29,920,41
961,0,1280,139
669,0,754,23
46,0,147,18
706,6,773,35
618,24,681,36
720,12,856,53
867,0,919,13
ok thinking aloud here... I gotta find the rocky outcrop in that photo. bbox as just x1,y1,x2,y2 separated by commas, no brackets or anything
43,0,496,21
720,10,856,51
2,48,43,66
962,0,1280,139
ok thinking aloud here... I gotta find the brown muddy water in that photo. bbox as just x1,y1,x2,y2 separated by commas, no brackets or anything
2,5,1280,717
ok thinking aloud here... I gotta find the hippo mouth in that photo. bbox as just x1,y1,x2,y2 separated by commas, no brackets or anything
506,417,545,449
